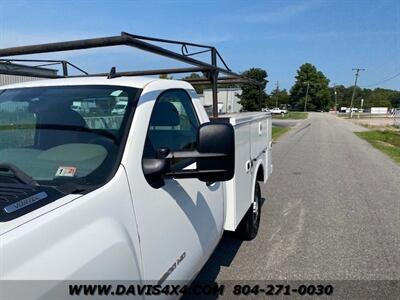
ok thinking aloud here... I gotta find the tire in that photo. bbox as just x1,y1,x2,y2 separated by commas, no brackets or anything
235,182,261,240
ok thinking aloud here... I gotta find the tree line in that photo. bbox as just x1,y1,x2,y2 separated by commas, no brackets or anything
181,63,400,112
264,63,399,111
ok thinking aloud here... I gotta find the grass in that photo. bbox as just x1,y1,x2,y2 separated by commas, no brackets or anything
360,124,399,131
355,130,400,164
273,112,308,120
272,126,290,141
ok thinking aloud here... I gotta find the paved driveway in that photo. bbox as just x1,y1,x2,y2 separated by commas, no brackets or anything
197,112,400,282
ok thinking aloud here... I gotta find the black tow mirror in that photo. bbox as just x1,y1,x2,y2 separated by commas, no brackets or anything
196,122,235,182
142,122,235,188
142,148,171,188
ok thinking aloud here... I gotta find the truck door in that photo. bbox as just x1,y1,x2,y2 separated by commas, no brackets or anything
125,89,224,282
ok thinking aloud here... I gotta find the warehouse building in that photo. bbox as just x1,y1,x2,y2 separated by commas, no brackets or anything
0,62,57,86
201,87,242,115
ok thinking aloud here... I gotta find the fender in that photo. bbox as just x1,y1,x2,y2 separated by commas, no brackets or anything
1,167,142,281
251,160,265,204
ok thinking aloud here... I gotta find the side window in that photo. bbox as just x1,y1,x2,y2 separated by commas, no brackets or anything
143,89,200,170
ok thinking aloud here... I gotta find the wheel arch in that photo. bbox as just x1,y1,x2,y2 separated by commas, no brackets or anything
251,160,265,204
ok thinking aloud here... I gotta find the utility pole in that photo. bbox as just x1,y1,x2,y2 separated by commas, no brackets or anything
333,83,338,113
275,81,279,108
304,82,310,112
350,68,365,118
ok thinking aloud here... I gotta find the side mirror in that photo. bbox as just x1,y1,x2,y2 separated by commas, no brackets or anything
143,149,170,188
196,122,235,182
142,122,235,188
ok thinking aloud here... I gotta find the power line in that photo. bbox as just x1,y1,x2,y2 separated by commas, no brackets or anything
361,71,400,88
366,46,400,73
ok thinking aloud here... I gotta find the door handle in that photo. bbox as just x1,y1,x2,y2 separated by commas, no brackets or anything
245,160,251,173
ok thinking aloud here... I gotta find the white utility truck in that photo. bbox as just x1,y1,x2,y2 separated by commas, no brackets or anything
0,33,272,297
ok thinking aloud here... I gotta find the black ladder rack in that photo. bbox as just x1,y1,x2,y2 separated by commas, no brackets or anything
0,32,265,117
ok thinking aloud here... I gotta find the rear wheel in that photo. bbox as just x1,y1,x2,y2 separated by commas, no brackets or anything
235,182,261,240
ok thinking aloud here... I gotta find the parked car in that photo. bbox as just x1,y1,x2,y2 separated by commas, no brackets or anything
71,100,96,114
269,107,288,115
111,100,128,115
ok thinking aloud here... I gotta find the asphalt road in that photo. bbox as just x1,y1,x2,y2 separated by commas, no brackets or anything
196,112,400,283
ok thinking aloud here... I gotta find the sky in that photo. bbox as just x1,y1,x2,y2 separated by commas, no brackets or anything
0,0,399,92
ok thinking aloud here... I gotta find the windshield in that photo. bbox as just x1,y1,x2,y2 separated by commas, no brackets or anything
0,85,139,188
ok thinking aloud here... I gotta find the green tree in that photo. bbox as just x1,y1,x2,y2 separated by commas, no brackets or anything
329,85,364,108
328,83,400,110
182,73,210,94
363,88,393,108
238,68,268,111
390,92,400,108
159,74,173,80
268,86,289,108
290,63,330,111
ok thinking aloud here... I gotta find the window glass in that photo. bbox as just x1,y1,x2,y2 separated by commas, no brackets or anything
0,85,139,187
72,93,130,130
144,89,199,169
0,99,36,148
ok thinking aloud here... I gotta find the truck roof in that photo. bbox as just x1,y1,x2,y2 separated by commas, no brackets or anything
0,76,180,90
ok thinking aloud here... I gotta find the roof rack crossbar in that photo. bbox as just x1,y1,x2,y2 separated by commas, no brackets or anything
0,69,61,79
120,32,213,49
185,76,264,86
0,36,125,57
0,58,67,63
0,59,89,76
30,62,63,68
66,67,210,78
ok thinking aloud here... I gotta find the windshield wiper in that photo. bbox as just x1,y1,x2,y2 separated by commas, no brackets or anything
0,163,39,186
57,182,94,195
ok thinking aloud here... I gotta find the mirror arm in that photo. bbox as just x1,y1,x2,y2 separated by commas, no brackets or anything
166,150,227,159
165,169,230,179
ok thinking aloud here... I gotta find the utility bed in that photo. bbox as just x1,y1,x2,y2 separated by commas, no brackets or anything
214,112,273,231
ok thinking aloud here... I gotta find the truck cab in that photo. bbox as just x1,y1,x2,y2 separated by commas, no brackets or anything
0,77,271,288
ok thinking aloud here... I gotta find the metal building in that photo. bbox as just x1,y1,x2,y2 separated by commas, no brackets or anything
202,87,243,114
0,62,57,86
